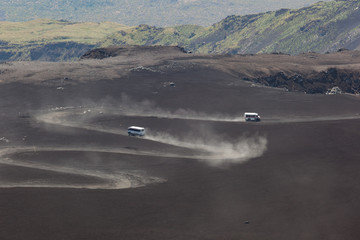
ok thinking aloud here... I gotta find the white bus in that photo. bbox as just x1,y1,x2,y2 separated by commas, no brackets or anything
244,112,261,122
128,126,145,136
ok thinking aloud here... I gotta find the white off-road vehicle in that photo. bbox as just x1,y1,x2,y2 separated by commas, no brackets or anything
128,126,145,136
244,112,261,122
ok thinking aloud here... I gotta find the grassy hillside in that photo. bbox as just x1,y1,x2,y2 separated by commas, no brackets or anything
100,24,205,48
0,0,331,27
194,0,360,54
98,0,360,55
0,19,127,44
0,19,128,61
1,0,360,61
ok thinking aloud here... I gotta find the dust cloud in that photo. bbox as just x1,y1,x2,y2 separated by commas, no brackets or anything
36,108,268,166
33,95,267,169
145,131,267,167
3,97,268,189
109,94,245,122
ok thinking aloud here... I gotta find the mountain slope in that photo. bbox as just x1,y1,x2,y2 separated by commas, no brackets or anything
1,0,360,61
99,0,360,55
0,19,125,61
0,0,331,27
194,0,360,54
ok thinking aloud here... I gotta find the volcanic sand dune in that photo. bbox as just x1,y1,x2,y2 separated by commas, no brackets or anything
0,47,360,239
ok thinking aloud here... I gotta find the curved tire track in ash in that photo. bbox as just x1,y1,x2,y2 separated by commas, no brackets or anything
0,147,166,189
0,107,267,189
8,103,356,190
1,106,269,189
35,107,268,164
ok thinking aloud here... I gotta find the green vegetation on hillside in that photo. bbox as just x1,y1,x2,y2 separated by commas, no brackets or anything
0,0,360,61
97,0,360,55
0,0,331,27
0,19,127,44
192,0,360,54
0,19,128,61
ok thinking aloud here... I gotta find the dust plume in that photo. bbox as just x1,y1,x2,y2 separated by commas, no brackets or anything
115,94,245,122
33,95,267,169
145,130,267,167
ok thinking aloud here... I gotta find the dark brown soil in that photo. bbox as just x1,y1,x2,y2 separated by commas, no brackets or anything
0,46,360,240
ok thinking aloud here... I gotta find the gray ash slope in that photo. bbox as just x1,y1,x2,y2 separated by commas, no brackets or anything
0,45,360,240
80,46,360,94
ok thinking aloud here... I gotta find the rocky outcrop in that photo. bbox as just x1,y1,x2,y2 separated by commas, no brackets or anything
81,45,188,60
250,68,360,94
